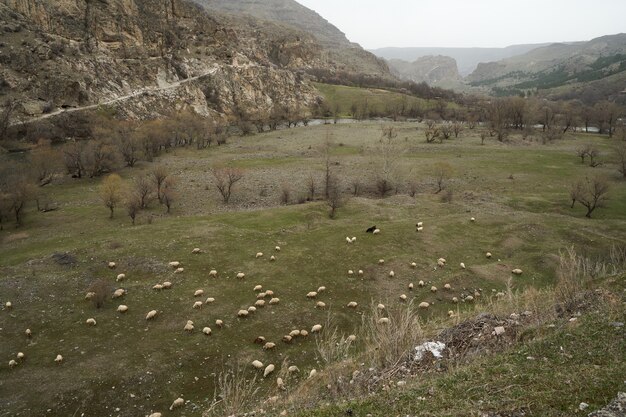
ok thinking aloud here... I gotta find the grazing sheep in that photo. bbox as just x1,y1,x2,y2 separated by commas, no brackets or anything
84,292,95,300
152,284,164,291
254,285,263,292
209,270,218,278
169,398,184,411
175,268,184,274
410,262,417,268
282,335,293,343
192,248,201,254
431,286,438,293
184,322,194,332
146,310,158,320
237,310,249,318
358,270,364,275
252,360,264,369
277,377,285,390
255,300,266,308
347,301,358,308
86,318,97,326
311,324,323,333
377,317,390,325
117,305,128,313
366,225,377,233
275,246,281,252
300,330,309,337
373,229,381,234
162,282,172,289
347,335,357,342
416,227,424,232
254,336,266,345
270,256,276,262
194,289,204,297
256,252,264,258
108,262,116,269
351,237,357,243
116,274,126,282
486,252,492,259
269,298,280,305
215,320,223,328
378,259,385,265
193,301,203,309
408,283,414,290
317,286,326,293
309,369,318,378
399,294,407,301
418,280,425,287
460,262,466,269
16,352,24,360
148,413,162,417
25,329,32,338
205,297,215,304
347,270,354,276
236,272,246,279
465,295,474,302
377,303,385,310
256,292,266,300
202,327,212,336
448,310,455,317
263,342,276,350
288,365,299,373
9,359,18,368
437,259,446,267
444,284,452,290
168,262,180,268
55,354,63,364
452,297,459,303
389,271,395,278
306,291,318,299
417,222,423,228
470,217,476,222
474,290,481,298
112,289,125,298
512,269,523,275
346,236,353,244
265,290,275,297
264,364,275,377
496,292,506,299
248,306,257,313
315,301,326,309
289,330,301,337
419,302,430,309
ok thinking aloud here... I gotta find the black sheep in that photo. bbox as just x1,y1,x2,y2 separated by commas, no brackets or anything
365,225,377,233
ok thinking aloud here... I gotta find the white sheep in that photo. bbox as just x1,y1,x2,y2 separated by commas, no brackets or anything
486,252,492,259
248,306,257,313
9,359,17,368
418,280,425,287
317,286,326,293
256,252,264,258
146,310,158,320
378,259,385,265
300,330,309,337
347,301,358,308
169,397,184,411
448,310,455,317
452,297,459,303
419,302,430,309
417,222,423,227
257,292,267,299
215,319,223,328
202,327,212,336
209,270,218,278
84,292,95,300
254,285,263,292
289,330,301,337
184,322,194,332
437,259,446,268
358,270,364,275
460,262,466,269
399,294,407,301
470,217,476,222
377,317,390,325
162,281,172,289
311,324,323,333
410,262,417,268
264,364,275,377
269,298,280,305
192,248,201,254
347,334,357,342
465,295,474,302
416,227,424,232
252,360,264,369
270,256,276,262
408,283,414,290
347,270,354,276
444,283,452,290
236,272,246,279
263,342,276,350
431,286,438,293
193,301,203,309
108,262,116,269
86,318,97,326
351,237,357,243
237,309,249,318
389,270,395,278
25,329,32,337
315,301,326,309
148,413,162,417
377,303,385,310
112,289,125,298
255,299,266,308
306,291,318,299
55,354,63,364
277,377,285,390
282,335,293,343
194,289,204,297
175,267,184,274
168,261,180,268
117,305,128,313
373,229,380,234
153,284,164,291
512,269,523,275
288,365,299,373
265,290,275,297
116,274,125,282
275,246,281,252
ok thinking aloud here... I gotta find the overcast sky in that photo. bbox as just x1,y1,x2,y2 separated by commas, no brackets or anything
295,0,626,49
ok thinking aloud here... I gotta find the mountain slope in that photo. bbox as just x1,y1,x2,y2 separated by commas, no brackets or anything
0,0,328,134
387,56,463,89
192,0,392,79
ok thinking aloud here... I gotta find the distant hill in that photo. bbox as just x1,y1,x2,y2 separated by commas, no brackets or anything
193,0,392,79
467,33,626,103
370,44,550,75
387,56,463,89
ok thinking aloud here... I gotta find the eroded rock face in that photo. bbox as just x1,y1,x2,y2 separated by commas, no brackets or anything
0,0,322,131
588,392,626,417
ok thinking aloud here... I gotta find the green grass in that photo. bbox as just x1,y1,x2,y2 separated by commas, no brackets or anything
1,123,625,416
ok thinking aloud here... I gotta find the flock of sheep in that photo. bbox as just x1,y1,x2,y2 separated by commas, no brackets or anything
3,217,526,415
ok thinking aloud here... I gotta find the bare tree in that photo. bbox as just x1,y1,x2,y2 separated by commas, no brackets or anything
212,167,244,204
133,175,154,209
62,142,86,178
375,126,402,197
124,193,142,225
569,181,583,209
322,131,334,199
0,162,35,226
615,143,626,178
576,145,591,164
87,279,110,309
452,122,464,138
100,174,124,219
29,144,61,186
307,175,317,200
326,175,344,219
425,127,440,143
588,147,600,167
571,176,610,218
432,162,453,194
162,177,177,214
151,165,169,203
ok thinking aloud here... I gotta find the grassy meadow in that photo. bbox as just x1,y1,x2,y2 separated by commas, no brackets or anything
1,121,625,416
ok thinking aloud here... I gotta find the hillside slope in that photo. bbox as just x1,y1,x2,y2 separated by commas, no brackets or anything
387,55,463,89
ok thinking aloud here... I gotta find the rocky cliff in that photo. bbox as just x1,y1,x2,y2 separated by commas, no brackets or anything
0,0,326,133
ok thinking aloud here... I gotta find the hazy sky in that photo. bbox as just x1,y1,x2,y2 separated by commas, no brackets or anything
295,0,626,49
